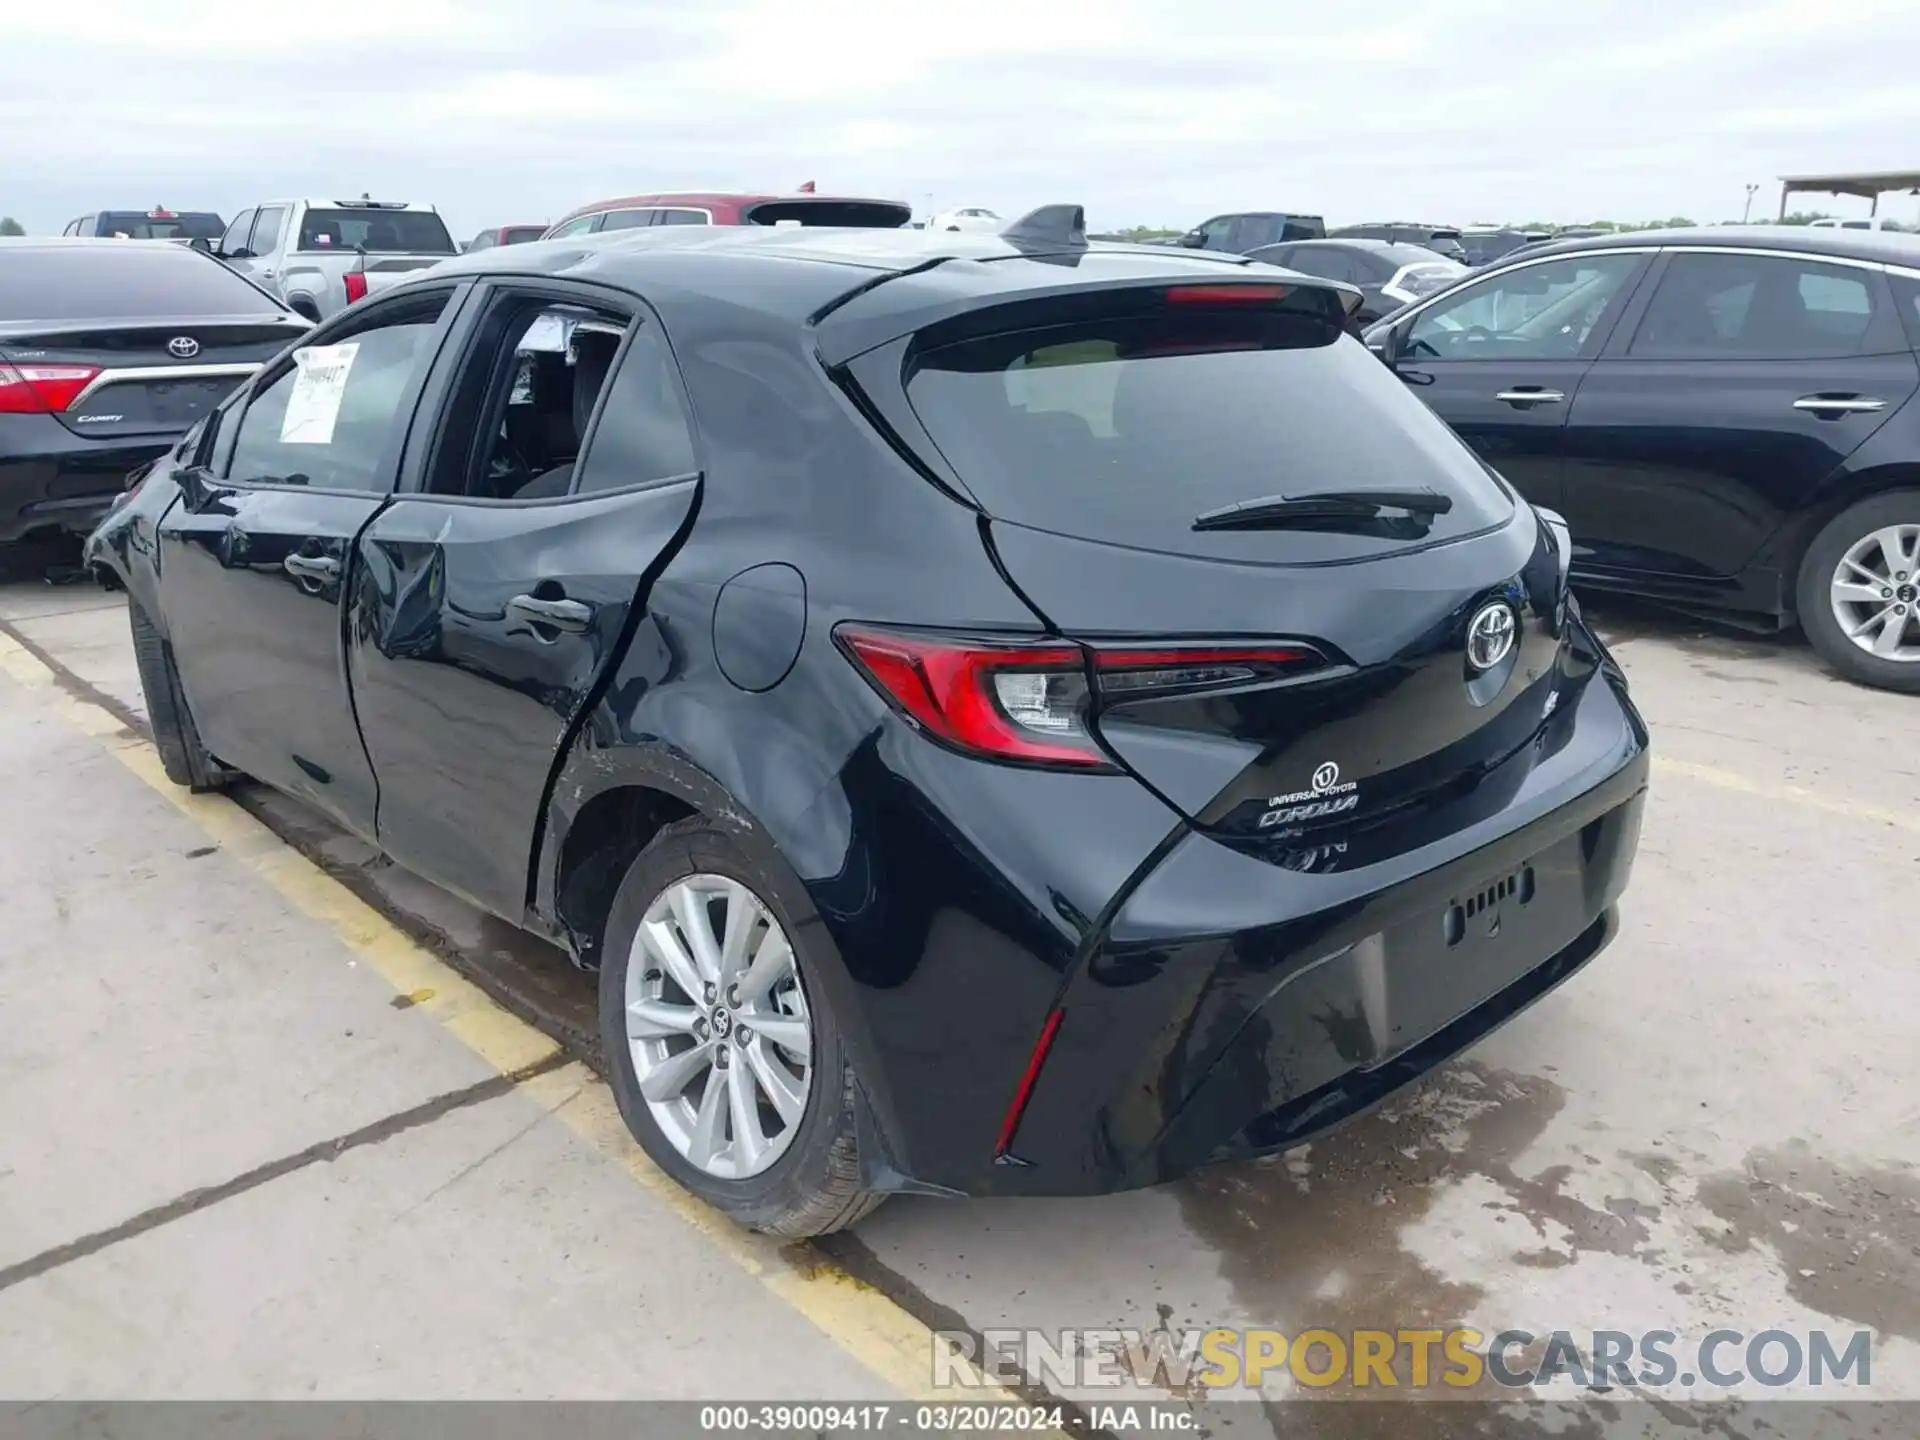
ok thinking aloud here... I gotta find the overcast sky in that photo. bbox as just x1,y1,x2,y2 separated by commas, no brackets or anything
8,0,1920,238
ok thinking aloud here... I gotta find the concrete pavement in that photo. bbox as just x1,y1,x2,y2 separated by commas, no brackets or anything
1,570,1915,1428
0,608,930,1403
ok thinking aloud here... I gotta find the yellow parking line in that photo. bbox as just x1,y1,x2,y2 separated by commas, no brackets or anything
0,629,992,1408
1652,755,1919,834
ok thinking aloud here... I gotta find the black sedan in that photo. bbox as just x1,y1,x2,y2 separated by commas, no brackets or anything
1362,226,1920,692
2,239,309,551
1246,238,1467,324
87,213,1648,1234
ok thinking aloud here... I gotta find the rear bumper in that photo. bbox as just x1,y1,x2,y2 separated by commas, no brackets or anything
0,415,168,544
921,650,1648,1198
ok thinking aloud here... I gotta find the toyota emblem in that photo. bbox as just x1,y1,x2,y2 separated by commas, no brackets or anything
1466,601,1517,672
167,336,200,359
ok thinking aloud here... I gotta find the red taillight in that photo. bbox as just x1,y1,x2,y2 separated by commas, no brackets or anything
343,270,369,304
995,1007,1064,1157
0,362,102,414
836,627,1105,767
1165,283,1290,304
836,627,1323,766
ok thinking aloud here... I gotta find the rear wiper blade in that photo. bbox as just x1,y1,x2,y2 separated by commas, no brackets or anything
1192,488,1454,532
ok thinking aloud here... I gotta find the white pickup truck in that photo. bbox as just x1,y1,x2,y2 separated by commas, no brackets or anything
212,197,458,321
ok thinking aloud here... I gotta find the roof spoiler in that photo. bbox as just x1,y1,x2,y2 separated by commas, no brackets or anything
1001,204,1087,249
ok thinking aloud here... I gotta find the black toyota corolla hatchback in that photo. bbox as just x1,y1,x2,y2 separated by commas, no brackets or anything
87,211,1648,1235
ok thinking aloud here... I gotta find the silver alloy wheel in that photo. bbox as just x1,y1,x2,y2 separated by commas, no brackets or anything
623,874,813,1180
1829,522,1920,663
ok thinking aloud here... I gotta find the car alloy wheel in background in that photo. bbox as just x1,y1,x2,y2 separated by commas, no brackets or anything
1829,522,1920,664
623,874,813,1179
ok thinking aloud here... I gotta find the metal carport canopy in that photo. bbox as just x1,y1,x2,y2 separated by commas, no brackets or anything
1778,169,1920,216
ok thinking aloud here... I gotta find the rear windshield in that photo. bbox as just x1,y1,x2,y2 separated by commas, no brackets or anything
97,213,225,241
0,247,284,321
743,200,910,228
501,226,546,245
296,208,456,254
904,306,1513,562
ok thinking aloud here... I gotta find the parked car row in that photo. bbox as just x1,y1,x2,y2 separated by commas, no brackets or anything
8,193,1920,691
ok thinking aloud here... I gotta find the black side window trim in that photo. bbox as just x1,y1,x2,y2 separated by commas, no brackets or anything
211,281,471,497
394,276,704,508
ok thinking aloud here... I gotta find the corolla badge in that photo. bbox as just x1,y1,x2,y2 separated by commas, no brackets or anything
167,336,200,358
1258,759,1359,829
1466,600,1517,672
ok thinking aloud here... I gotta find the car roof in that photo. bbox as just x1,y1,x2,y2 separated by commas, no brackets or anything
251,199,435,211
0,237,209,252
1254,237,1461,266
559,191,908,217
425,223,1357,364
1273,237,1403,251
1493,224,1920,268
92,208,222,219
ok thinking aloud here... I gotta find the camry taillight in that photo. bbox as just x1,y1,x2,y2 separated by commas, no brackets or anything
835,626,1318,769
343,270,369,304
0,362,102,414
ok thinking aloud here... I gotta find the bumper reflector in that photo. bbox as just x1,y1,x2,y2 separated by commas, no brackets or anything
994,1007,1065,1160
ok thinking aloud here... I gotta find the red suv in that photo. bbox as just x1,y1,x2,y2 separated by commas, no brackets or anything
541,191,912,238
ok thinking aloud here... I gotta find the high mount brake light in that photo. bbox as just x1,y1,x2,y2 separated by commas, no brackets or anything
0,363,101,414
1165,284,1290,304
835,627,1321,766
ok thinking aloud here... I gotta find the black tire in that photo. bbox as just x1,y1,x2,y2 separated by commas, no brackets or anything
1795,489,1920,694
597,814,886,1236
128,600,235,791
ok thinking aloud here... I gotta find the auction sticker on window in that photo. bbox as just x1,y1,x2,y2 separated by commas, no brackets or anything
280,343,359,445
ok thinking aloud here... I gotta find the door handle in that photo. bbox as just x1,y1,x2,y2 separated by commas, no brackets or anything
1495,388,1565,406
283,553,339,582
507,593,593,633
1793,395,1887,415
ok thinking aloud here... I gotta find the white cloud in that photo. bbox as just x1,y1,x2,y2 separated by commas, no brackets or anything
4,0,1919,235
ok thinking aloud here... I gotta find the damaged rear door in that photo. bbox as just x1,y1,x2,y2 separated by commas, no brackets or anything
345,280,700,922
